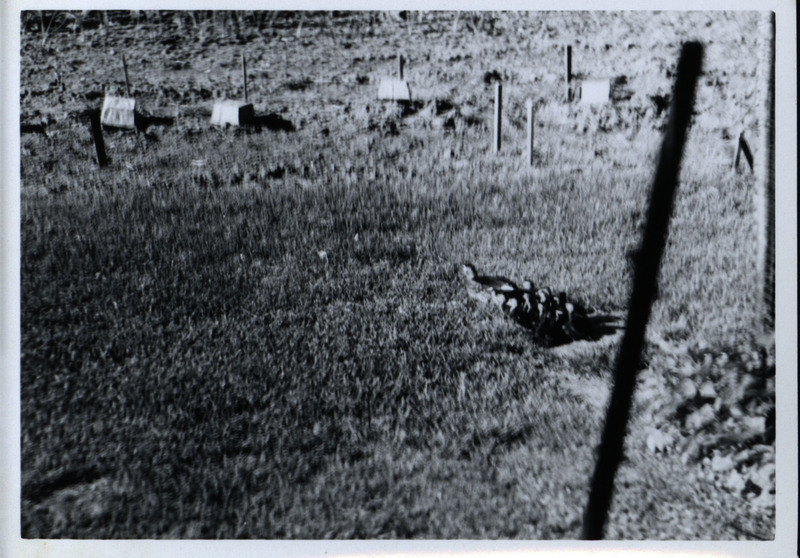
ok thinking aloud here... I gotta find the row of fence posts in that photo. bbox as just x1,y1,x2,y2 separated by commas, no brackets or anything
491,42,765,175
491,86,542,166
491,85,537,165
87,44,578,169
81,40,761,175
492,44,571,163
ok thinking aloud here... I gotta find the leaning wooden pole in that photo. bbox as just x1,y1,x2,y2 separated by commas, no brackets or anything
122,53,131,98
242,52,248,103
580,42,703,540
757,11,776,330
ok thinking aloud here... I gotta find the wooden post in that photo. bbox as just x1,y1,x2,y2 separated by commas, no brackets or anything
757,11,776,329
89,109,108,168
122,53,131,97
564,44,572,101
493,83,502,153
242,52,248,103
398,54,405,80
581,42,703,541
526,99,535,166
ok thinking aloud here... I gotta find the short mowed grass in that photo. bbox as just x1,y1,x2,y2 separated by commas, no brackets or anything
20,11,768,538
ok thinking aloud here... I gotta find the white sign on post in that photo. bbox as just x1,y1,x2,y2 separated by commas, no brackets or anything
377,78,411,101
210,100,255,127
579,79,611,104
101,96,136,129
211,53,255,127
378,54,411,101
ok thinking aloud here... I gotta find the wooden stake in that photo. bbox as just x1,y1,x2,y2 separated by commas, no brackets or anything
89,109,108,168
122,53,131,98
493,83,502,153
733,131,742,171
526,99,535,166
734,130,754,172
242,52,248,103
581,42,703,541
564,44,572,101
398,54,404,80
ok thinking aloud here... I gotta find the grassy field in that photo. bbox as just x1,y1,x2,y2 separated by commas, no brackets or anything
20,11,775,539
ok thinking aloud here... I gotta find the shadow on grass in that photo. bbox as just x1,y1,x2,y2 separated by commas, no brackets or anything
135,112,175,133
248,113,296,132
21,122,49,136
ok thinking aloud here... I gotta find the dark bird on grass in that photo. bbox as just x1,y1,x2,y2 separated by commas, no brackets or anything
462,263,623,347
462,263,520,294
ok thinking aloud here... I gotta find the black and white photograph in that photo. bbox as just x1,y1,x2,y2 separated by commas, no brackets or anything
2,2,797,556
